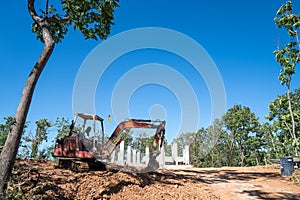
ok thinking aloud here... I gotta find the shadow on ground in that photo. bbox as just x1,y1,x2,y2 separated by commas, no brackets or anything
240,189,300,200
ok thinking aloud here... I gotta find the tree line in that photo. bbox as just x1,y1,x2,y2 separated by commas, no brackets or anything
0,88,299,167
0,117,71,161
175,88,300,168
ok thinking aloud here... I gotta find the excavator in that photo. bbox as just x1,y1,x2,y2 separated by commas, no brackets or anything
53,113,166,172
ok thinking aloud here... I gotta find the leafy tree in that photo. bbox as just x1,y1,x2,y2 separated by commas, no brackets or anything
201,119,223,159
222,104,260,167
244,130,264,166
175,130,204,165
0,117,14,147
175,119,229,167
0,0,119,195
189,128,206,167
131,132,153,153
266,88,300,155
44,117,73,161
129,132,170,157
204,119,233,167
23,119,52,158
173,132,195,156
0,117,29,157
213,129,240,167
259,122,281,161
54,117,72,139
274,0,300,153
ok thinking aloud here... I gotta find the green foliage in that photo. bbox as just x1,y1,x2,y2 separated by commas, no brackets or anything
176,105,284,168
266,88,300,155
175,119,230,168
130,133,151,153
0,117,14,146
274,0,299,154
54,117,71,139
260,122,280,159
125,132,134,146
244,131,264,166
22,119,52,159
274,0,300,86
32,0,119,43
189,128,206,167
267,89,300,131
222,104,260,166
215,129,240,166
41,117,71,161
127,132,170,155
173,131,194,156
0,117,29,153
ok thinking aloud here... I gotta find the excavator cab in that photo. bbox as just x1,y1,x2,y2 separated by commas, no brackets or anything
53,113,105,159
71,113,105,153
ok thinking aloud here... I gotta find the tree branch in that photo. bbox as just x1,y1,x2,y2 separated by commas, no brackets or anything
28,0,42,24
28,0,54,45
296,31,300,59
45,0,49,18
29,0,69,25
283,120,293,139
46,16,69,24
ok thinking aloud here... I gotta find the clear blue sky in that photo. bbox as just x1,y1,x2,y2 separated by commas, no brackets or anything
0,0,299,143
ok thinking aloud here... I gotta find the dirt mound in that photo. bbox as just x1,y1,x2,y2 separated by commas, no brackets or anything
6,159,218,200
5,159,300,199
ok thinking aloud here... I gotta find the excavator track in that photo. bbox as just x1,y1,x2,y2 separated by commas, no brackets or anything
58,159,89,172
71,160,89,172
58,159,107,172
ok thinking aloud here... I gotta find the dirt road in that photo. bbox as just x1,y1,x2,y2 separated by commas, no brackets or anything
174,166,300,199
7,159,300,199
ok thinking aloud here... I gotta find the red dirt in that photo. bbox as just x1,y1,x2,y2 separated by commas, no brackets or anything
6,159,300,199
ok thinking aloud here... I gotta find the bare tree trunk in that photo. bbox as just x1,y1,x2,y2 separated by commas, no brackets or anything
228,131,235,166
267,126,279,158
264,157,267,166
238,144,245,167
0,0,55,196
286,80,298,155
255,149,259,166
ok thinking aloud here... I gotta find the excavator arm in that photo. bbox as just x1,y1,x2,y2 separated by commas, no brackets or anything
103,119,166,156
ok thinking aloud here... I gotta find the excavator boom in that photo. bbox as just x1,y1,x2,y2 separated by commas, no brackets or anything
103,119,165,156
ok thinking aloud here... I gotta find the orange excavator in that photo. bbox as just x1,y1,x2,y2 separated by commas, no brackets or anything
53,113,165,171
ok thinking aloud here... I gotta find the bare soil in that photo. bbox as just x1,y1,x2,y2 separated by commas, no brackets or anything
7,159,300,200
